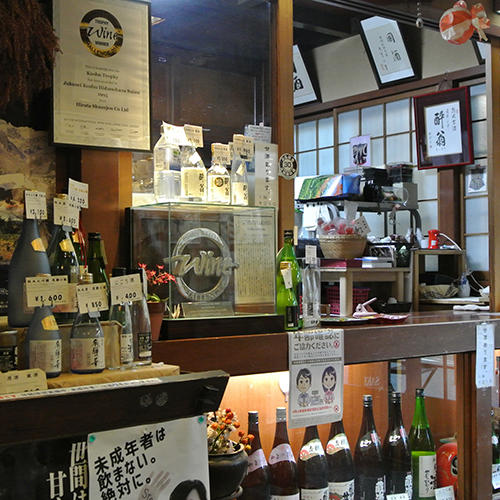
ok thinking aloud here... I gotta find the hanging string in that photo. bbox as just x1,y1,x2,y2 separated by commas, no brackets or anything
416,1,424,28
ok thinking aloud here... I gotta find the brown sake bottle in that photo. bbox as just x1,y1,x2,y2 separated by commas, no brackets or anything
269,407,299,499
241,411,270,500
298,425,329,500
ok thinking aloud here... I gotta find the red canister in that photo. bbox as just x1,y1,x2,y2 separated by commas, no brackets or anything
428,229,440,249
437,441,458,492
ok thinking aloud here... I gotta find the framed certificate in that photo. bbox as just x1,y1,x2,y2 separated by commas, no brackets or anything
414,87,474,170
360,16,417,87
52,0,151,151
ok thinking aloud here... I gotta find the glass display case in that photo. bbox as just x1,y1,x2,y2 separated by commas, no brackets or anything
127,203,276,321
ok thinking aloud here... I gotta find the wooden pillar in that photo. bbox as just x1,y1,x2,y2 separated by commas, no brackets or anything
272,0,294,246
81,150,132,273
438,167,461,243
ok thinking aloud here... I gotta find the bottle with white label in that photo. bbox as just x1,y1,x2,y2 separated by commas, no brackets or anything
70,272,105,374
208,144,231,204
326,420,355,500
298,425,329,500
354,395,386,500
180,145,206,201
129,267,152,366
26,305,61,378
409,388,436,499
153,122,181,202
109,267,133,368
302,258,320,329
241,411,270,500
269,407,299,500
230,149,249,206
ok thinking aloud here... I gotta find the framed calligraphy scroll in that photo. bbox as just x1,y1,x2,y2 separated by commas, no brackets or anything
414,87,474,170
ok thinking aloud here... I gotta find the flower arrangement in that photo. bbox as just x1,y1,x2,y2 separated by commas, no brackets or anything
138,263,176,302
206,408,254,454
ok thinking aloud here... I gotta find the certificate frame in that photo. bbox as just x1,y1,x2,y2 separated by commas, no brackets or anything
414,87,474,170
52,0,152,151
359,16,417,88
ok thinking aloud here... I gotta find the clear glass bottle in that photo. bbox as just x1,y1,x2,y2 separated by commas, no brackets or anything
70,271,105,374
208,144,231,204
26,305,61,378
276,262,299,331
302,258,320,328
180,145,206,201
8,215,51,327
230,149,249,206
153,122,181,202
130,267,152,366
109,267,133,368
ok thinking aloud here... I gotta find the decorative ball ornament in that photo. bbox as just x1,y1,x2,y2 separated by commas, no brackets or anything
439,1,490,45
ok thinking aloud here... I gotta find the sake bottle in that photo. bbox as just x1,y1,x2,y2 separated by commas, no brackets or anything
153,122,181,202
230,147,249,206
326,419,355,499
241,411,270,500
276,262,299,331
298,425,329,499
354,395,386,500
8,216,50,327
207,143,231,204
408,388,436,499
269,407,299,499
129,268,152,365
26,305,62,378
180,145,206,201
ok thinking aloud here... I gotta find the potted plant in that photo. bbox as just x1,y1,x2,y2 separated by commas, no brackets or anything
138,263,176,340
206,408,252,499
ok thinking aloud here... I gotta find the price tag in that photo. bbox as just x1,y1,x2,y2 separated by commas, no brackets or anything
110,273,143,305
68,178,89,209
184,124,203,148
25,276,69,307
434,485,455,499
0,369,47,395
386,494,409,500
76,283,109,313
305,244,317,265
53,198,80,228
476,322,495,388
281,267,293,289
354,215,371,237
244,124,272,143
493,464,500,489
212,143,231,165
24,191,47,220
233,134,254,159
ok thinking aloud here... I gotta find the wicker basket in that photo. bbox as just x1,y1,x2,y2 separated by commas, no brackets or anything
319,234,367,259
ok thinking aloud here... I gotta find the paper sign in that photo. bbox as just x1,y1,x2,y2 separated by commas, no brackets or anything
76,283,109,313
288,329,344,429
350,135,371,167
254,141,278,208
305,245,317,265
0,369,47,395
233,134,254,159
354,215,371,236
387,494,409,500
25,190,47,220
212,143,231,165
25,276,69,307
344,201,359,223
184,124,203,148
493,463,500,489
88,416,210,500
476,322,495,388
425,101,462,158
245,124,272,143
54,197,80,228
293,45,317,105
110,273,143,305
434,485,455,499
68,178,89,209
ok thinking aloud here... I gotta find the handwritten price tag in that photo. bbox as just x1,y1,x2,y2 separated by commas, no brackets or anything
233,134,254,159
110,273,142,305
386,494,409,500
76,283,109,313
53,198,80,228
25,276,69,307
434,485,455,499
24,191,47,220
476,322,495,388
211,143,231,165
68,178,89,209
305,244,317,265
184,124,203,148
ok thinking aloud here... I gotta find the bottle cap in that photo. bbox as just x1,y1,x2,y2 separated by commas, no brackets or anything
88,232,101,240
416,388,425,397
248,411,259,424
79,270,94,284
55,193,68,199
284,229,294,239
112,267,127,277
390,391,401,402
276,407,287,422
363,394,373,404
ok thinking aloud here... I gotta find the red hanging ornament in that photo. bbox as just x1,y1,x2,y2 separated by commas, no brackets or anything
439,1,490,45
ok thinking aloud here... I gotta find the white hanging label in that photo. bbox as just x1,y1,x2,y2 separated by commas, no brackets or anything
233,134,254,159
25,191,47,220
387,494,409,500
54,198,80,228
77,283,109,313
354,215,371,236
305,245,317,265
212,143,231,165
184,124,203,148
476,322,495,388
281,267,293,289
110,273,143,305
68,178,89,209
434,485,455,500
492,463,500,489
25,276,69,307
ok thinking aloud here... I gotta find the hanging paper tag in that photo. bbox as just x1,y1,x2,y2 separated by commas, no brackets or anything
68,178,89,209
387,494,409,500
25,191,47,220
0,369,47,395
25,276,69,307
184,124,203,148
244,124,272,143
281,267,293,289
233,134,254,159
212,143,231,165
354,215,371,237
77,283,109,313
110,273,143,305
344,201,358,223
434,486,455,500
476,322,495,388
54,198,80,228
305,244,317,265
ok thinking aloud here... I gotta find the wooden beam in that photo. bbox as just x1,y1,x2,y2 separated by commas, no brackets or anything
438,167,461,246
